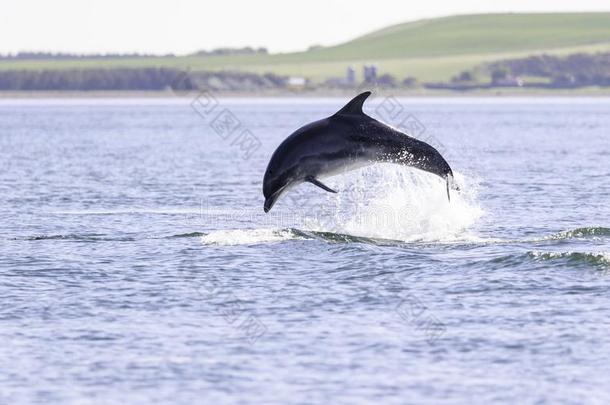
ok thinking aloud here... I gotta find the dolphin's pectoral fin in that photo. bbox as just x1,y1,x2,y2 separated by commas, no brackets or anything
306,176,338,193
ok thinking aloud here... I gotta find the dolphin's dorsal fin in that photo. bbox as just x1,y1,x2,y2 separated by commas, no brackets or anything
334,91,371,117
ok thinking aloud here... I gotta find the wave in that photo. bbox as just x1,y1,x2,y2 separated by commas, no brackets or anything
17,229,388,246
198,227,490,247
490,226,610,245
489,250,610,271
291,229,387,244
168,232,207,239
199,227,418,246
50,208,201,216
17,225,609,247
196,224,610,247
527,250,610,269
20,233,137,242
468,226,610,246
19,232,207,242
546,227,610,241
200,228,300,246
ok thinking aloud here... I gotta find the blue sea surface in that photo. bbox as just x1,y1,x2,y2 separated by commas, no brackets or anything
1,96,609,404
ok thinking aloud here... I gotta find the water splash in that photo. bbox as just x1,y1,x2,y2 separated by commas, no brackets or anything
198,165,485,246
296,165,484,242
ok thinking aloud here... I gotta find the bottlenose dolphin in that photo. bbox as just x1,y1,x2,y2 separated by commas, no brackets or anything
263,91,457,212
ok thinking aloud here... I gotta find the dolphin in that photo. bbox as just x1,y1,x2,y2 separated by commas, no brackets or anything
262,91,458,212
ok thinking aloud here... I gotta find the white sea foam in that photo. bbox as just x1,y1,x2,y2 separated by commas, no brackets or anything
200,228,298,246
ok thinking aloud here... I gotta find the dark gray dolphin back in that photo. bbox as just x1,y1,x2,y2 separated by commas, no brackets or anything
332,92,456,199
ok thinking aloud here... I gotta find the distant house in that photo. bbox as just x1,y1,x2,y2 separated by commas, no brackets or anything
287,77,308,89
492,75,524,87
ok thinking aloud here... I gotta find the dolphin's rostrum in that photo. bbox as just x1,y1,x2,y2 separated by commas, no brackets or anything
263,91,458,212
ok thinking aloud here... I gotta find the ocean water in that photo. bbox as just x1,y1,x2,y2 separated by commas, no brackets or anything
1,96,609,404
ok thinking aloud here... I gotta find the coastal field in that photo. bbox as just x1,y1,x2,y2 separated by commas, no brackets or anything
2,13,610,83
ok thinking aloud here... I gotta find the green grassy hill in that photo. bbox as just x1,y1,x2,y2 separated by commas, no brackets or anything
3,13,610,83
309,13,610,59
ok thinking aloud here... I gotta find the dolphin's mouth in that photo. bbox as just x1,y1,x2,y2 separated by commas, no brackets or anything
263,189,282,213
263,196,275,213
263,183,293,213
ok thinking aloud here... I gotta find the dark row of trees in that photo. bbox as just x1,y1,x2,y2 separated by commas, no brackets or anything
0,52,174,60
489,53,610,87
0,68,288,91
0,47,268,60
190,47,268,57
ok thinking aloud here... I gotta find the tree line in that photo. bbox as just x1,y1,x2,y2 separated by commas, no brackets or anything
0,68,288,91
0,47,268,60
489,53,610,87
0,52,173,60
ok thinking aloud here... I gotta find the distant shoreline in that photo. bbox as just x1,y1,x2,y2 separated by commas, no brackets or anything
2,87,610,99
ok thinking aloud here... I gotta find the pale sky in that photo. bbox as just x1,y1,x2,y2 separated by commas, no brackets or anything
1,0,610,55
